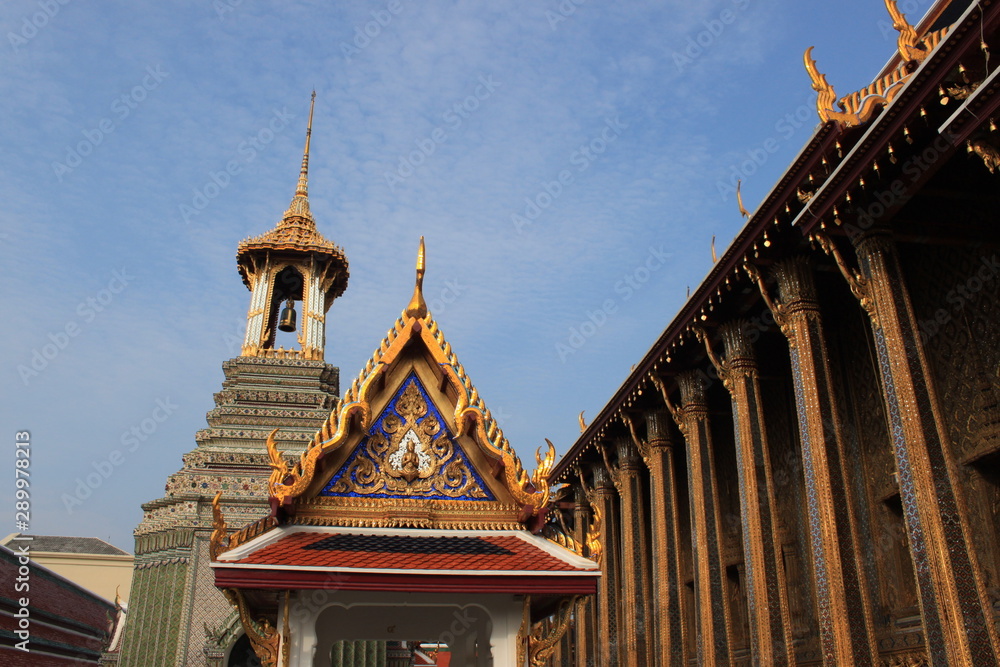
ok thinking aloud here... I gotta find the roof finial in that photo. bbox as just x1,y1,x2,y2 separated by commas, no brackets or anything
296,90,316,197
405,237,428,319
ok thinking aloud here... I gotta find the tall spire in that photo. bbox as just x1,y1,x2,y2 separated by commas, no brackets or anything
296,90,315,198
281,92,317,224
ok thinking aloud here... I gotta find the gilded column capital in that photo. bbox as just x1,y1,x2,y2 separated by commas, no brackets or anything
615,435,641,471
573,484,590,511
846,219,893,249
773,255,819,307
644,409,673,450
676,369,709,411
699,321,760,387
591,462,615,493
650,374,685,435
719,319,756,362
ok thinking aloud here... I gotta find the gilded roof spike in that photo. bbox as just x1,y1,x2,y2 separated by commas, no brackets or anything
885,0,923,62
736,179,750,218
277,92,317,225
405,236,428,319
804,47,838,123
297,90,316,197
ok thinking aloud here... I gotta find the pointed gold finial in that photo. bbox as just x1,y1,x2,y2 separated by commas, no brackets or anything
281,92,317,223
296,90,316,197
578,411,587,433
405,236,427,319
711,235,718,263
736,179,750,218
885,0,923,62
804,47,839,124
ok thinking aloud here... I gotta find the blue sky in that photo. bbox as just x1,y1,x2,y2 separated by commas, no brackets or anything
0,0,929,552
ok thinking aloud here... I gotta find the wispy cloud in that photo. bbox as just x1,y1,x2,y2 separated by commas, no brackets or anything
0,0,903,550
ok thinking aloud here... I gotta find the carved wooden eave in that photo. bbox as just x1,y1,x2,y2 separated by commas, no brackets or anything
551,0,1000,484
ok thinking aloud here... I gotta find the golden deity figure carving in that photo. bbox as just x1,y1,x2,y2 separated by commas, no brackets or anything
326,377,491,500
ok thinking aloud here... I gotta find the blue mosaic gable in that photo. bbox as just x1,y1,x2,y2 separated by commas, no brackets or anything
321,373,495,501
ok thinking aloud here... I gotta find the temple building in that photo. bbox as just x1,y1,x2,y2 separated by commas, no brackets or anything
116,96,598,666
116,0,1000,664
209,239,598,666
549,0,1000,666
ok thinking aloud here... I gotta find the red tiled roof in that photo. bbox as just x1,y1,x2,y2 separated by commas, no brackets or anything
232,531,586,572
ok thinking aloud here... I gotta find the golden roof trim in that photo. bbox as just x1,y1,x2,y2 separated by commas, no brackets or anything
266,240,555,517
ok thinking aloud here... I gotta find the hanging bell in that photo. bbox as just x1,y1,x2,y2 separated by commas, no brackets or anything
278,299,297,332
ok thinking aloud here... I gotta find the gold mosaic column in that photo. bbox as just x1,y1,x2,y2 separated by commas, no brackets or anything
701,321,796,665
603,437,652,667
839,231,1000,666
748,257,879,666
636,409,689,667
670,370,733,667
572,487,595,667
590,463,621,667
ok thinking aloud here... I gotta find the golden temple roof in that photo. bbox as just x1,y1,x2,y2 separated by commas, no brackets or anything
261,239,556,530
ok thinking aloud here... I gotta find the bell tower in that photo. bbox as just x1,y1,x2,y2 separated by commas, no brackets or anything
236,91,349,360
115,94,350,667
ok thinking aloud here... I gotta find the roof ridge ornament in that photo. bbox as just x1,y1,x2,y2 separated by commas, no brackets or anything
280,91,317,225
804,7,948,129
886,0,924,63
296,90,316,198
803,47,844,125
405,236,428,319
